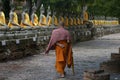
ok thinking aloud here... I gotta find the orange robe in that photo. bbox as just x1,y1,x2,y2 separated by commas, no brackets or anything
55,40,73,74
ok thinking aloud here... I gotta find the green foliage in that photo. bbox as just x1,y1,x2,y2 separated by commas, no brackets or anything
88,0,120,18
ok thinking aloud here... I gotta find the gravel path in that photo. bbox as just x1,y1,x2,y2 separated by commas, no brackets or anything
0,33,120,80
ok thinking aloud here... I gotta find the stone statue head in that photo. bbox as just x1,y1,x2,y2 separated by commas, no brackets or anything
47,6,51,15
53,10,56,15
0,2,3,11
60,12,63,16
24,8,29,13
10,0,15,11
0,6,2,11
11,7,15,12
40,4,45,14
22,0,28,12
0,0,2,8
32,3,37,13
83,5,87,12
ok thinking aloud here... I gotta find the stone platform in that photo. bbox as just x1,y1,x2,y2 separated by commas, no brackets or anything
0,25,120,61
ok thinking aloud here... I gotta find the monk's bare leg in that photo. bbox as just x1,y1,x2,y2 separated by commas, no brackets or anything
55,61,66,78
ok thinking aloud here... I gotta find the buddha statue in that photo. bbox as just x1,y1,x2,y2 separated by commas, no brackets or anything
39,4,46,27
83,5,88,24
0,6,6,26
73,15,77,26
83,11,88,21
52,11,58,26
0,5,8,30
64,13,69,27
77,15,81,25
31,3,39,28
59,13,64,23
8,5,21,30
68,14,73,26
20,8,32,29
46,6,52,26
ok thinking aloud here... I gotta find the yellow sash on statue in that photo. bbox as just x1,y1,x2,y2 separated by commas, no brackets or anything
31,14,38,26
8,12,19,28
0,11,6,26
20,13,32,28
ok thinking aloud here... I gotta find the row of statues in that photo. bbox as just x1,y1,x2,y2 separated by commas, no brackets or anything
0,2,119,30
0,4,86,30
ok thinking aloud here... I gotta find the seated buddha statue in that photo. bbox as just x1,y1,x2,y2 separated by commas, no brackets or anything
64,14,69,27
52,11,58,26
77,15,81,25
20,8,32,29
0,7,6,26
59,13,64,23
68,15,73,26
39,4,46,27
31,3,39,28
73,15,77,26
8,5,21,30
83,6,89,24
0,6,8,30
46,6,52,26
83,11,88,21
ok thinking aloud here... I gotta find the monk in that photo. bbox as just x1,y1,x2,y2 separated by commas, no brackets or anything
45,21,73,78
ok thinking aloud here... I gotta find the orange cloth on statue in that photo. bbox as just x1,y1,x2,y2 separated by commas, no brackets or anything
55,40,73,74
83,11,88,21
47,16,52,26
54,16,58,26
69,18,73,26
39,15,46,26
73,18,77,25
59,16,64,23
64,17,69,27
31,14,38,26
8,12,19,28
20,13,32,28
77,18,81,25
0,11,6,26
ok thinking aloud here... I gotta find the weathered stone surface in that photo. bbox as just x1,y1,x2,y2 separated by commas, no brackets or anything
0,25,120,61
100,60,120,73
83,69,110,80
111,53,120,60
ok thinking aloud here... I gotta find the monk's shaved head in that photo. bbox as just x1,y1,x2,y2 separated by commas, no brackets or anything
59,21,65,27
